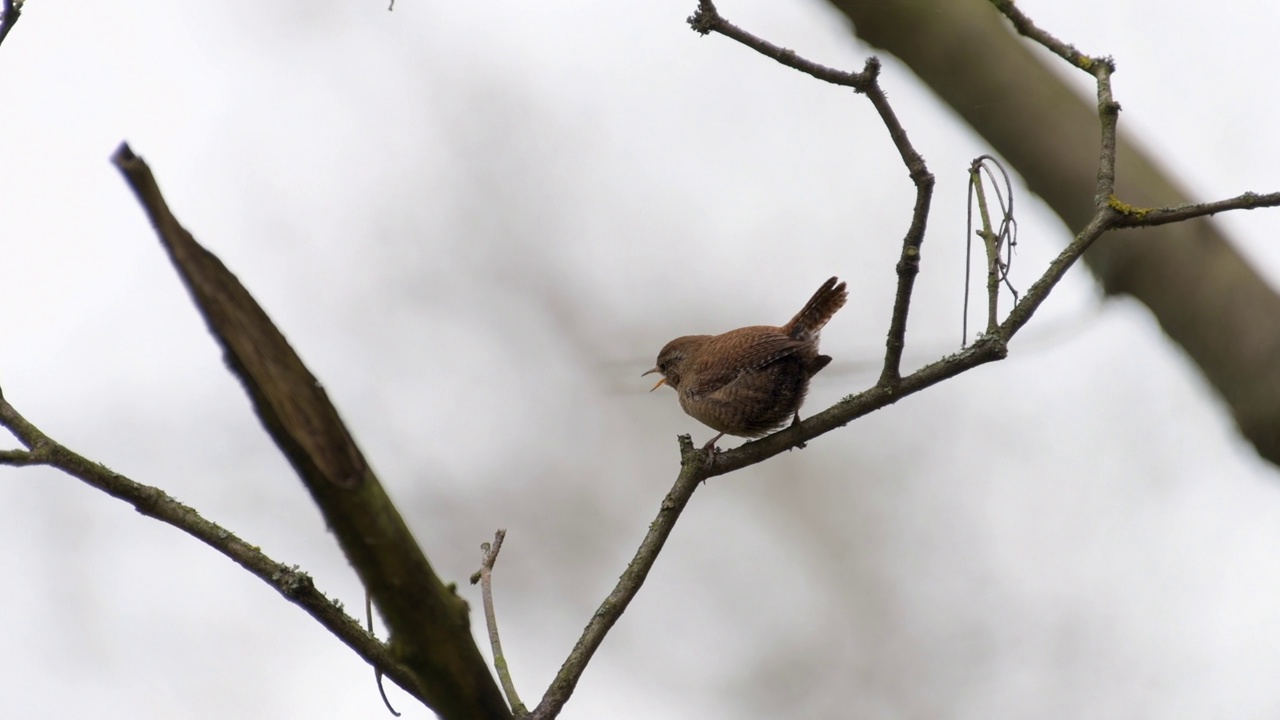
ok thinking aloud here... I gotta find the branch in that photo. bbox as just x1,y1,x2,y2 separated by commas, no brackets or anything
529,437,707,719
0,391,427,702
689,0,875,90
1109,191,1280,228
103,143,510,720
471,530,526,716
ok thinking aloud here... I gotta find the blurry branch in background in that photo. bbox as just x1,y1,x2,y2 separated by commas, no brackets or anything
0,0,22,50
837,0,1280,467
527,1,1280,718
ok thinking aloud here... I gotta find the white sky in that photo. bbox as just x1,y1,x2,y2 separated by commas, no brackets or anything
3,1,1280,718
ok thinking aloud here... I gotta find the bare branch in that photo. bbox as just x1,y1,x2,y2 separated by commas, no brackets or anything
987,0,1107,73
471,530,526,716
1109,191,1280,228
966,156,1019,340
367,592,402,717
107,143,510,720
689,0,875,91
530,437,707,720
0,392,428,703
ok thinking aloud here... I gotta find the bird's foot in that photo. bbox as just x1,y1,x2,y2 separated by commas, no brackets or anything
789,413,807,450
700,433,725,467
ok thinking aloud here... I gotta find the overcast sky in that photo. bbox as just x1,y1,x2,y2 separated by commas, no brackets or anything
3,1,1280,718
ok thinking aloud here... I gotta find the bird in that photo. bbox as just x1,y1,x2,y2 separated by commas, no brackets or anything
643,276,848,456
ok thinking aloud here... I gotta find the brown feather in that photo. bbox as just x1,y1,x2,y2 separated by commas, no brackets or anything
647,277,849,451
784,276,848,342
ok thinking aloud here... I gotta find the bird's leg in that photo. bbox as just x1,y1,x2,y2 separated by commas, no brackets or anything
789,413,808,450
701,432,725,465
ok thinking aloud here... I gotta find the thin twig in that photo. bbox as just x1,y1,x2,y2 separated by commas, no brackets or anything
0,392,429,703
975,158,1019,300
970,162,1000,332
966,156,1019,338
988,0,1102,72
1108,191,1280,228
366,593,401,717
689,0,875,90
869,82,934,387
471,530,526,716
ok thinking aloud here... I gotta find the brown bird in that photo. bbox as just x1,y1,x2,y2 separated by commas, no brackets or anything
644,277,848,455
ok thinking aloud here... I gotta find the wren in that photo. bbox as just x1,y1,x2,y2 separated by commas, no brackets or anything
644,276,847,455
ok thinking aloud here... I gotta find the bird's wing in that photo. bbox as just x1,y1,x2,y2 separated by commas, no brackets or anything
685,332,805,396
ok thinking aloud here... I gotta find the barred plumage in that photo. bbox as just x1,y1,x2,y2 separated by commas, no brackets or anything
644,277,847,455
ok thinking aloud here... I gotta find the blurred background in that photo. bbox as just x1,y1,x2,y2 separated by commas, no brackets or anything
3,0,1280,718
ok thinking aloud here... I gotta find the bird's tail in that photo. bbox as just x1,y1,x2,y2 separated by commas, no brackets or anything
785,277,848,341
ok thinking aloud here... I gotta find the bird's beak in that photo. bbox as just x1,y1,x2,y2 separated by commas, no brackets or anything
642,367,667,392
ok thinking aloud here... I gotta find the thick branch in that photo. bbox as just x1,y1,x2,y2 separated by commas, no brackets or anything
108,143,509,720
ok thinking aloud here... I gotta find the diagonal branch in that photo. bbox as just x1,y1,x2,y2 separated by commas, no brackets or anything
1108,191,1280,228
0,391,427,702
529,438,707,720
107,143,510,720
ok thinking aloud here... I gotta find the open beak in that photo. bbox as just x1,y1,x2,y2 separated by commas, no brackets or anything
642,367,667,392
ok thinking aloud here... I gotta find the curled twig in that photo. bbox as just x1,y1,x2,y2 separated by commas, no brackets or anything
965,155,1018,344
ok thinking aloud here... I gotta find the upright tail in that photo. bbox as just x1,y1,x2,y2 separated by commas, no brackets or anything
785,276,847,342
